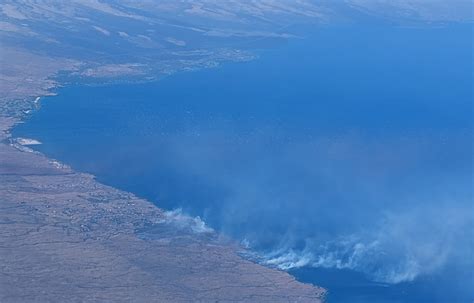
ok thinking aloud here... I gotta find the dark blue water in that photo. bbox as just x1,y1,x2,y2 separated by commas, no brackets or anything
14,24,473,302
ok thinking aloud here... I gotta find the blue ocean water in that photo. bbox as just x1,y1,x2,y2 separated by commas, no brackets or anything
14,24,473,302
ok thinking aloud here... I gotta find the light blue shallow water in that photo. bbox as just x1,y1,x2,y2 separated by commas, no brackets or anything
14,24,473,302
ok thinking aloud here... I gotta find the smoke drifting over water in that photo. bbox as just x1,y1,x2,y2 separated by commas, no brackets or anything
262,204,473,284
161,128,473,284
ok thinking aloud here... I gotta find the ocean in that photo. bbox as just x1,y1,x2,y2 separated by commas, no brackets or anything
13,24,473,302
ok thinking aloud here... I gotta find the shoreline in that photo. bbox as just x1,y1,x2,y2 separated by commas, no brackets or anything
0,77,326,301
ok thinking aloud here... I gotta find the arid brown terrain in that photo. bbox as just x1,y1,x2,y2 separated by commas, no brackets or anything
0,116,326,302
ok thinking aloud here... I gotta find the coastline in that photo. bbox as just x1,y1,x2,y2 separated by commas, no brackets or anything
2,2,472,301
0,79,326,301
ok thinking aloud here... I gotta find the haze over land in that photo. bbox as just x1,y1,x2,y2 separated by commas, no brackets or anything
1,1,473,302
1,0,471,104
